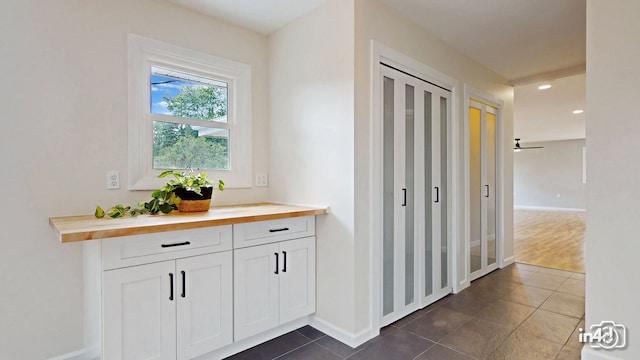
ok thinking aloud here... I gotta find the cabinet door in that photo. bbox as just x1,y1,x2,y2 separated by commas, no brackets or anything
103,261,176,360
234,243,280,341
176,251,233,360
279,236,316,323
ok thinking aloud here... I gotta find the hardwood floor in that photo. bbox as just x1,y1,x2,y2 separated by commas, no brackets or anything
514,209,585,273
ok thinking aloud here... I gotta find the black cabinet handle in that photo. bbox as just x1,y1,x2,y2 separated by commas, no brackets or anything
435,187,440,203
274,252,279,274
485,185,490,198
282,251,287,272
161,241,191,248
181,270,186,298
402,188,407,206
169,273,174,301
269,228,289,233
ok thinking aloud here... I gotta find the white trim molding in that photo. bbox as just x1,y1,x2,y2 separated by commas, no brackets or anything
514,205,586,212
127,34,252,190
310,316,378,349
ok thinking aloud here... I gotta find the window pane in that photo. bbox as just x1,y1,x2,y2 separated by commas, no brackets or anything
151,67,228,123
153,121,229,170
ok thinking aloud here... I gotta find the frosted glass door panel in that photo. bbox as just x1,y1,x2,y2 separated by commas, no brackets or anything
382,76,394,316
423,91,433,298
440,96,448,289
486,112,497,266
405,84,415,306
469,106,482,274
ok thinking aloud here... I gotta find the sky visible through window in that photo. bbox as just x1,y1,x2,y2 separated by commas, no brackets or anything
151,74,182,115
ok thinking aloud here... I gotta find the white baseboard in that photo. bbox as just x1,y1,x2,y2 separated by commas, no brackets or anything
199,317,309,359
309,316,378,348
581,346,623,360
502,255,515,267
514,205,586,212
48,347,99,360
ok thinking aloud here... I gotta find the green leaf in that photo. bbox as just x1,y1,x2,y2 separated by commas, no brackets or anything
95,206,105,218
158,170,174,178
159,203,174,214
218,180,225,191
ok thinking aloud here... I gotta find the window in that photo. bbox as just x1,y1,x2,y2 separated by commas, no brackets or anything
128,34,252,190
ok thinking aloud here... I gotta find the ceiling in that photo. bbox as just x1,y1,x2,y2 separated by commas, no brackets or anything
168,0,587,141
168,0,327,34
514,73,585,142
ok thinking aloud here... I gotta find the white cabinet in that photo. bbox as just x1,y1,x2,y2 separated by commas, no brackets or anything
103,260,177,360
98,216,316,359
234,235,315,341
102,226,233,360
177,252,233,359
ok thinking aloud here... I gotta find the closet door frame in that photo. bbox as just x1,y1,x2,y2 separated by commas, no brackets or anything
463,86,505,284
378,65,453,327
370,41,459,336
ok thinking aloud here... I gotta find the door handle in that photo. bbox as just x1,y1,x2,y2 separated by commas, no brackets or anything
282,251,287,272
402,188,407,206
434,187,440,203
274,252,279,274
485,185,490,198
181,270,186,298
169,273,174,301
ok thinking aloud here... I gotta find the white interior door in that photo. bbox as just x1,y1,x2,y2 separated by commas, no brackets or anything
380,65,451,326
469,100,499,281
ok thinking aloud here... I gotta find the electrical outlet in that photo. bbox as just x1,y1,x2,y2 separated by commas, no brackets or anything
106,171,120,190
255,172,268,187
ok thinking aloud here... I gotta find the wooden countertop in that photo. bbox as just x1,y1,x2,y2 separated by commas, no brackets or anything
50,203,329,243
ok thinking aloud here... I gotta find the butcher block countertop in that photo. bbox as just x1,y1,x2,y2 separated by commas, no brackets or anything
50,203,329,243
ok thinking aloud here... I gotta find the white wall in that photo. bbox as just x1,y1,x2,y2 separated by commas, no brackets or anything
268,0,357,335
0,1,269,358
514,139,586,210
354,0,514,334
584,1,640,359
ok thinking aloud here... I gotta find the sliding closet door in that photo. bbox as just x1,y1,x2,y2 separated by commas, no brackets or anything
381,65,451,326
381,69,419,325
469,100,499,281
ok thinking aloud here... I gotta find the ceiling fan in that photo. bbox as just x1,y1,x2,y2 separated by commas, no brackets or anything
514,138,544,152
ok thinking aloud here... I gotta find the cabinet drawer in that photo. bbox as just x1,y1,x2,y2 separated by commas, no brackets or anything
102,225,232,270
233,216,315,248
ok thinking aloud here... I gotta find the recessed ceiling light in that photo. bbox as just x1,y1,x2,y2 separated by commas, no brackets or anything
537,84,552,90
573,109,584,114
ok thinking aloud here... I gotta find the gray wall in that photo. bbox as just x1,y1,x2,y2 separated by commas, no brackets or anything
514,139,586,210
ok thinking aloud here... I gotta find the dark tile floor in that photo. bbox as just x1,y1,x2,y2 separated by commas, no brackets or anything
226,263,585,360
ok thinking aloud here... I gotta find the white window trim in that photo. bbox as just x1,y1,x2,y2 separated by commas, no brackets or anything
128,34,252,190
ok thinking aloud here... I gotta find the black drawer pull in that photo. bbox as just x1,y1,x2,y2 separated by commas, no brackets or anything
269,228,290,233
161,241,191,248
274,252,279,274
282,251,287,272
181,270,186,298
169,273,174,301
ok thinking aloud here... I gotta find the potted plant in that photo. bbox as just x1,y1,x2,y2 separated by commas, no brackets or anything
158,169,224,213
95,169,224,218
